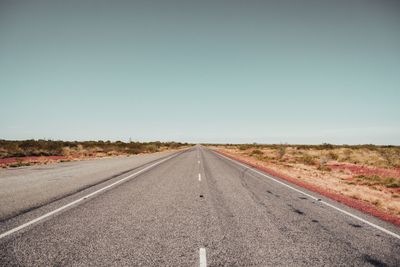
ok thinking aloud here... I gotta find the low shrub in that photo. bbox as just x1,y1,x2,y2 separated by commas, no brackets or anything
0,139,190,159
355,175,400,188
277,145,286,159
317,165,331,172
250,149,263,156
300,154,315,165
327,151,338,160
380,148,400,168
238,144,252,151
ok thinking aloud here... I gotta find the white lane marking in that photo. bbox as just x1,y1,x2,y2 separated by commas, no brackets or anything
199,247,207,267
217,153,400,240
0,154,178,240
198,173,202,182
198,160,200,164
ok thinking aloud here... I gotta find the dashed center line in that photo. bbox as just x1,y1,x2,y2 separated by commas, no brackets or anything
199,247,207,267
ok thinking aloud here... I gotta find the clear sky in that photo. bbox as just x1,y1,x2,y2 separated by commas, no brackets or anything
1,1,399,144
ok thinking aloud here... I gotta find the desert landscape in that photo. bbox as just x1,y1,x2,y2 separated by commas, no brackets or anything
2,140,399,222
0,140,189,168
1,1,399,265
212,144,400,221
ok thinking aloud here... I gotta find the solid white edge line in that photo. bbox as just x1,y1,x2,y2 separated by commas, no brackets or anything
199,247,207,267
216,152,400,240
0,153,178,240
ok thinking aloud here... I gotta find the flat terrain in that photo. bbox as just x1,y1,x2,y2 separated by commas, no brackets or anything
216,145,400,218
0,151,176,221
0,146,399,266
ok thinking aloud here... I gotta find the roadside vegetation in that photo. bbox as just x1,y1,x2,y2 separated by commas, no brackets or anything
0,139,190,167
209,143,400,217
213,143,400,169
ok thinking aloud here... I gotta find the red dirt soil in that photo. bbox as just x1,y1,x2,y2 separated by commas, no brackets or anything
328,162,400,179
216,150,400,227
0,154,102,167
0,156,67,165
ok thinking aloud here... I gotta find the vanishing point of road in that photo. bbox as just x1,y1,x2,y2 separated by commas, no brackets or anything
0,146,399,266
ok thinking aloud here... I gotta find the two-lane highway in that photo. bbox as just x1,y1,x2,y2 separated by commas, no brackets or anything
1,146,399,266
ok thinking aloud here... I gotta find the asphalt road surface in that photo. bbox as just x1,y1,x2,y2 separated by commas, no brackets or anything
0,146,399,266
0,150,177,221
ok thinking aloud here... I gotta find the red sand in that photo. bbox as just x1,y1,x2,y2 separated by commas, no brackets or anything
216,150,400,227
329,162,400,179
0,156,67,165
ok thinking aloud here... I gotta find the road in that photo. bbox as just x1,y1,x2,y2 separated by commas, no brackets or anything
0,146,399,266
0,150,177,221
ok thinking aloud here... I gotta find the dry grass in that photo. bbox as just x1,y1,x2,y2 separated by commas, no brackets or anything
0,140,191,168
354,175,400,188
213,144,400,217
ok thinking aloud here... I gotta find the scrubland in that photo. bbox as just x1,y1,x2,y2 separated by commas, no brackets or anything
211,144,400,217
0,140,189,167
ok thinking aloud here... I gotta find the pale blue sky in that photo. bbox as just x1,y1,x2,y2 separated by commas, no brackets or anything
1,1,399,144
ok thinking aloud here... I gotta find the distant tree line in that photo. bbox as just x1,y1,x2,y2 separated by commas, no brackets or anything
0,139,190,158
